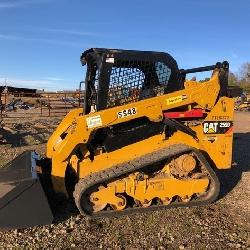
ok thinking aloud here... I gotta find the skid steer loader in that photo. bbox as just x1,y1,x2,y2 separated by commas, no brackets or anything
0,48,234,229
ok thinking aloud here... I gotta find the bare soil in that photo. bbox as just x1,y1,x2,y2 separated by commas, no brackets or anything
0,112,249,249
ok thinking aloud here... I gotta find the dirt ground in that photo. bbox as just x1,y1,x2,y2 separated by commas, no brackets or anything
0,112,249,249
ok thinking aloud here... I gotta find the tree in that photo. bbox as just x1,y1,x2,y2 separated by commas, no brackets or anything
238,63,250,92
238,63,250,82
228,72,238,86
199,77,210,83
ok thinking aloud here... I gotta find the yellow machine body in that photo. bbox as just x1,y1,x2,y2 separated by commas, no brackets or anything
47,70,234,196
45,48,234,217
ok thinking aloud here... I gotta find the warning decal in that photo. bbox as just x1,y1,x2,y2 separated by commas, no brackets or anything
203,121,233,134
86,115,102,129
166,95,187,105
106,57,114,63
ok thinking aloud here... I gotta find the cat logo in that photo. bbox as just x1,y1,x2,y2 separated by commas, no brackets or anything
203,122,218,134
203,121,233,134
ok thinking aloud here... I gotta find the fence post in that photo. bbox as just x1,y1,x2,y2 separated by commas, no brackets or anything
0,93,2,120
48,94,50,117
78,81,84,108
78,90,80,108
40,95,42,117
64,93,66,114
4,93,7,119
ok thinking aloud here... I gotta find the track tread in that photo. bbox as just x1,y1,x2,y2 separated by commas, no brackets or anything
73,144,220,218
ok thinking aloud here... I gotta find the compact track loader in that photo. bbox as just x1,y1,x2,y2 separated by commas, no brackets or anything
0,48,234,228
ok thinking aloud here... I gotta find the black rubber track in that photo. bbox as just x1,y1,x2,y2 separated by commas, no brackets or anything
73,144,220,218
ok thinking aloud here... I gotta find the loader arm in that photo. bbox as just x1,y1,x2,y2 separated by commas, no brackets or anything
48,71,221,159
48,71,221,156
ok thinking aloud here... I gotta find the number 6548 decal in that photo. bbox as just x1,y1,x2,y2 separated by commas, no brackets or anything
117,107,137,118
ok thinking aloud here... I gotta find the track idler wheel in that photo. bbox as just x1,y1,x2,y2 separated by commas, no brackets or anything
89,186,107,213
161,197,172,205
171,154,196,177
110,194,127,211
135,199,152,208
179,195,192,202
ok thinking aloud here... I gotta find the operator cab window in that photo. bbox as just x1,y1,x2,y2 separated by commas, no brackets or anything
107,66,145,107
155,61,171,85
106,60,172,108
85,61,100,113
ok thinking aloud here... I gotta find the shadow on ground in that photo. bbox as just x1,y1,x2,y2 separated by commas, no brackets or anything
217,132,250,199
0,128,50,147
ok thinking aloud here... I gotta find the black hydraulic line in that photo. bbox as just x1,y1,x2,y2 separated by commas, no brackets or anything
180,61,229,75
164,118,198,140
180,65,217,75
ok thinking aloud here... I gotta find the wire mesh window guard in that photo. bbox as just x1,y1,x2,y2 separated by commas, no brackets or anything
107,60,172,107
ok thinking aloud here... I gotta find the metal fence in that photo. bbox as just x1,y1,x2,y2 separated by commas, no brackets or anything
0,91,84,121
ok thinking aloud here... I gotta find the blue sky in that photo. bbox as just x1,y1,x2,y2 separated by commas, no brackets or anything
0,0,249,90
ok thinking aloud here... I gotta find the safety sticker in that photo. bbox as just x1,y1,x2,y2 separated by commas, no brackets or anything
203,121,233,134
166,95,187,105
86,115,102,129
106,57,114,63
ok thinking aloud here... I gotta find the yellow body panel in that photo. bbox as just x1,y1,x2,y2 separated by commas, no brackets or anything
46,70,234,194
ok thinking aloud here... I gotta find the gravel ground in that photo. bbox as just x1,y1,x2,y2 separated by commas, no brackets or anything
0,112,249,249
